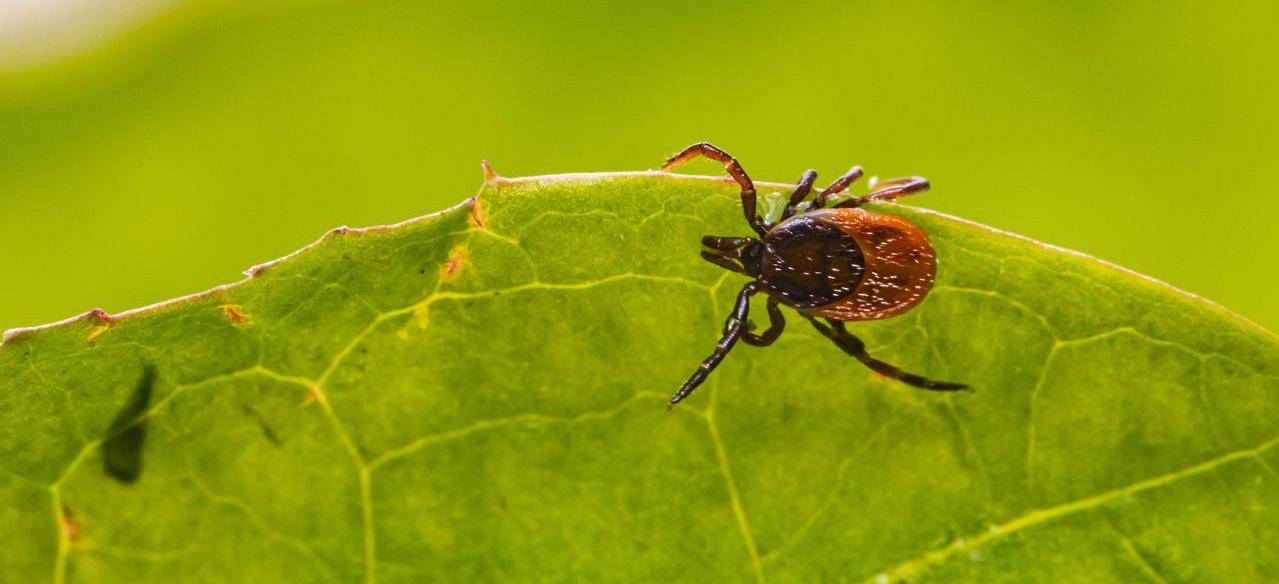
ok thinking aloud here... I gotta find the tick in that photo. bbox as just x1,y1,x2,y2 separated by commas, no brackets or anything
662,142,968,407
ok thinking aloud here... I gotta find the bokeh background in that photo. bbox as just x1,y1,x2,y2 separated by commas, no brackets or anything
2,0,1277,333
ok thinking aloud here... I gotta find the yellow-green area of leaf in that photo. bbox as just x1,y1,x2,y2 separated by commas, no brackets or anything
1,171,1277,584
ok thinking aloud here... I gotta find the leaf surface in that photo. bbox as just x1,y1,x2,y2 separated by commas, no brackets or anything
2,172,1276,583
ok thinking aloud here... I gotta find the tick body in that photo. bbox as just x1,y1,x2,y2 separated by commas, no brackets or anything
663,142,967,407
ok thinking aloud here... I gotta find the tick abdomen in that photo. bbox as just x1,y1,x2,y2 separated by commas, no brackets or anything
764,208,937,320
810,208,937,321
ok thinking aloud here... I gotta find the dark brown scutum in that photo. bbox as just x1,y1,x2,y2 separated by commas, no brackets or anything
760,216,865,308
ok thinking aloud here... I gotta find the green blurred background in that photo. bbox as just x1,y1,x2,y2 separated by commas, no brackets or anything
2,0,1277,332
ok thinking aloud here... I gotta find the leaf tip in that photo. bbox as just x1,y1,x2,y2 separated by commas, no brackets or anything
480,159,501,185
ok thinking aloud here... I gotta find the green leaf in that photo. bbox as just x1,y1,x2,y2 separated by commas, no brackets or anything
2,171,1276,583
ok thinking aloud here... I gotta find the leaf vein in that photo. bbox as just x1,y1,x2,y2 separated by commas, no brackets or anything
858,433,1279,584
706,410,766,584
366,391,665,470
186,466,339,581
761,417,901,565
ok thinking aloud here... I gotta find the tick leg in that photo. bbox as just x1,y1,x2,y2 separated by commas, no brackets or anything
702,236,751,251
807,317,968,391
701,250,747,274
812,166,865,209
661,143,765,236
781,169,818,221
669,281,760,407
743,297,785,347
835,177,930,209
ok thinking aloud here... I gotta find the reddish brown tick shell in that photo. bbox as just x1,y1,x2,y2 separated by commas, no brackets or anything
797,207,937,321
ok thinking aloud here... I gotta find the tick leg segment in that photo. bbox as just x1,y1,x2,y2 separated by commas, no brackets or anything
669,281,761,407
661,142,765,236
743,297,785,347
700,250,747,274
702,236,752,251
782,169,819,221
835,177,930,209
807,317,968,391
812,166,865,209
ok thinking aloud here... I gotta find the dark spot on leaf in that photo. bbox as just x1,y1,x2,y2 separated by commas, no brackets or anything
102,366,155,484
240,404,282,447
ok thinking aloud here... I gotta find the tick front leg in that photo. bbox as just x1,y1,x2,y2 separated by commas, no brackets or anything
807,317,968,391
742,297,785,346
669,281,761,407
661,142,765,236
835,177,930,209
811,166,865,209
781,169,818,221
